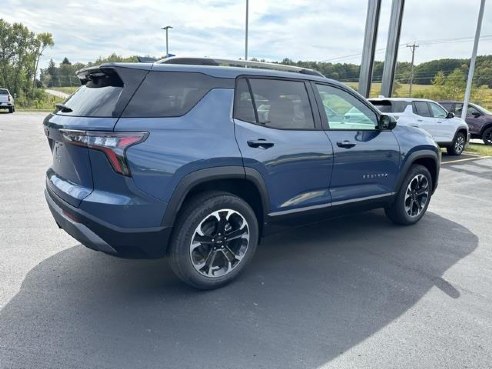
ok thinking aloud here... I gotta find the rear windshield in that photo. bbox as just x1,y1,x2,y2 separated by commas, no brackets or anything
56,72,123,117
122,71,233,118
371,100,409,113
0,89,8,95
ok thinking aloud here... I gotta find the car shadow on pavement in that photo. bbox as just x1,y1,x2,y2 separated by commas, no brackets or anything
442,158,492,181
0,210,477,369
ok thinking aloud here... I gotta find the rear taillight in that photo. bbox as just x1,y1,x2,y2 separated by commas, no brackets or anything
60,130,148,176
7,95,10,102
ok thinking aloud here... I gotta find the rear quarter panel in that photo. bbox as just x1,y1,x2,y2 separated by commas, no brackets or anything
116,89,243,203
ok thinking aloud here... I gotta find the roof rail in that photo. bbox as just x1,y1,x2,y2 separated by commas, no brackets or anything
155,56,324,77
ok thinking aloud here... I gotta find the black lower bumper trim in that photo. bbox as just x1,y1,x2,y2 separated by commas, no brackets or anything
45,189,172,259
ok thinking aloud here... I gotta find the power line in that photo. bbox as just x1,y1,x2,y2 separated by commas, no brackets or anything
322,34,492,63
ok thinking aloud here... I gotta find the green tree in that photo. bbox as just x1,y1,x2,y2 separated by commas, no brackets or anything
0,19,54,98
32,32,54,92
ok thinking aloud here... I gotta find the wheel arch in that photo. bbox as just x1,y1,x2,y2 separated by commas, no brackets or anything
161,166,269,235
396,150,440,194
479,123,492,137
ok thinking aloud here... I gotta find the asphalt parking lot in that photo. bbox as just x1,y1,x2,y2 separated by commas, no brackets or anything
1,112,491,369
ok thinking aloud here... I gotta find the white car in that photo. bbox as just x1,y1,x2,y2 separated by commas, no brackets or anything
369,98,469,155
0,88,15,113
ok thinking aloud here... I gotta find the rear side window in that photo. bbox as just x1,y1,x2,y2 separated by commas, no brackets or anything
123,72,232,118
0,89,8,95
234,77,315,130
440,103,454,112
413,101,431,117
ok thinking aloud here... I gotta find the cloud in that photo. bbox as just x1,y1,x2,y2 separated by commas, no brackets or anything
2,0,491,70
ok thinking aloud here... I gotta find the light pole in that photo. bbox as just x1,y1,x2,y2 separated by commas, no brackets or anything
245,0,249,60
462,0,486,120
161,25,173,57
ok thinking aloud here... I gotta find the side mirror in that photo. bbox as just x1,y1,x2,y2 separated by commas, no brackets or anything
378,114,397,130
471,111,481,118
446,112,455,119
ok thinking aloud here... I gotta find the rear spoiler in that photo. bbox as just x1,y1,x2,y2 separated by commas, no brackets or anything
76,66,123,86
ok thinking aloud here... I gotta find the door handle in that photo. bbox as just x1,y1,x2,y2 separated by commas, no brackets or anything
417,119,423,122
336,140,356,148
247,139,274,149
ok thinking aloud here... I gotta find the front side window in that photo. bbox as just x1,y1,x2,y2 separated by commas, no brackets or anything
413,101,431,117
234,78,315,130
467,106,481,116
316,84,377,130
429,102,447,118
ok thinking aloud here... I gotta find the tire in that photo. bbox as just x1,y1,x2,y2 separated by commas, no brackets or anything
8,107,13,114
447,131,466,156
385,164,432,225
169,191,259,290
482,127,492,146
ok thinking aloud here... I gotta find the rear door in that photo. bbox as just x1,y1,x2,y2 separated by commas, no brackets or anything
44,66,147,207
313,83,400,203
233,77,334,216
412,101,438,138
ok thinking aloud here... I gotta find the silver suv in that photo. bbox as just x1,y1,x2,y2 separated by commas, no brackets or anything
370,98,469,155
0,88,15,113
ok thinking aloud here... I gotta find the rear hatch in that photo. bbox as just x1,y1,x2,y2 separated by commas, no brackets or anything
44,65,148,207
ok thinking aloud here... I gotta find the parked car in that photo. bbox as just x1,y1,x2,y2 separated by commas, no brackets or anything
44,58,440,289
369,98,469,155
0,88,15,113
439,101,492,145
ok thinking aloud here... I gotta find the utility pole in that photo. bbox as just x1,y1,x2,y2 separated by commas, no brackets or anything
161,25,173,57
462,0,486,120
245,0,249,60
407,42,419,96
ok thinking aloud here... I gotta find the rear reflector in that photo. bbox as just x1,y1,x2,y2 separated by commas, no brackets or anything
60,130,148,176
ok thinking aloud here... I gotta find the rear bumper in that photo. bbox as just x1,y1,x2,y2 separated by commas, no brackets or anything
45,188,172,258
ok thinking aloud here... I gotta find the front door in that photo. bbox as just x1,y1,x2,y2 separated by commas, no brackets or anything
313,83,400,204
428,101,454,142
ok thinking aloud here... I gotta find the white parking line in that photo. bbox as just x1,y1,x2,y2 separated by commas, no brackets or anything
442,155,491,164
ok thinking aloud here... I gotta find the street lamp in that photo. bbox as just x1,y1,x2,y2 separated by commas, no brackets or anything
245,0,249,60
161,25,173,57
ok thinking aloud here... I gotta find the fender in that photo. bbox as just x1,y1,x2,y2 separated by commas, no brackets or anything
161,166,270,228
395,149,440,194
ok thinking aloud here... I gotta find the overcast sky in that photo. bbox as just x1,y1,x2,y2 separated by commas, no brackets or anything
3,0,492,69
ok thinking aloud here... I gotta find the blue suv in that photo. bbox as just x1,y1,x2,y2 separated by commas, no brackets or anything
44,58,440,289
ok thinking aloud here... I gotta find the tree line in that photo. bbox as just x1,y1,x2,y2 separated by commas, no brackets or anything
0,19,53,99
278,56,492,88
41,54,138,87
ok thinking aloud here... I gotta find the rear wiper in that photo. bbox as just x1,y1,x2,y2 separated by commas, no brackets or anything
55,103,73,113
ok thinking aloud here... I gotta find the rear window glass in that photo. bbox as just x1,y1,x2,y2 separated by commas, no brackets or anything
122,71,232,118
0,89,8,95
371,100,409,113
59,85,122,117
57,72,123,117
